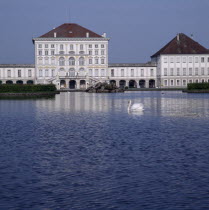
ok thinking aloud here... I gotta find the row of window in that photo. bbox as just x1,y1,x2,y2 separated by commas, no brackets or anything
163,56,209,63
38,44,105,50
110,69,154,77
38,68,107,77
164,79,209,86
164,67,209,76
2,69,32,78
38,49,106,56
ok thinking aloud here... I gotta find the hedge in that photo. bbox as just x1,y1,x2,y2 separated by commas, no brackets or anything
0,84,56,93
187,82,209,90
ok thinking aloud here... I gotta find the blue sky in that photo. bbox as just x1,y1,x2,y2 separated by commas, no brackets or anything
0,0,209,64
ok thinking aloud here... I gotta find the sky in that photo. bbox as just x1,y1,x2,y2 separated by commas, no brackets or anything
0,0,209,64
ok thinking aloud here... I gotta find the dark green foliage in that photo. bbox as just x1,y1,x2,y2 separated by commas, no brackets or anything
187,82,209,90
0,84,56,93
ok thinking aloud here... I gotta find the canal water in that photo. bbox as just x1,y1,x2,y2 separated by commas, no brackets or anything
1,91,209,210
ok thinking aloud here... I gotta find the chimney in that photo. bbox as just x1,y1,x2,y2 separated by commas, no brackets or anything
86,32,89,38
177,33,180,42
102,32,106,38
190,34,194,39
54,32,57,38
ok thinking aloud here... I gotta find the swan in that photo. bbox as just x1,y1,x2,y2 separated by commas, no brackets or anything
128,100,144,111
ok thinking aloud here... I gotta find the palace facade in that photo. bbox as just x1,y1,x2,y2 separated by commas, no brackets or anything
0,23,209,89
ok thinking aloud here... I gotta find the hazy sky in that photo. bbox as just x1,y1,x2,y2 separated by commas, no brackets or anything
0,0,209,64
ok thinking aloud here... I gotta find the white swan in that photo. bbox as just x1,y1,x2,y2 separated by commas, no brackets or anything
128,100,144,111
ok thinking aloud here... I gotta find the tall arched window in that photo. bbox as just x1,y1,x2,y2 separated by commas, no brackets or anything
79,68,85,76
69,57,75,66
59,57,65,66
79,57,85,66
69,68,75,77
60,44,64,50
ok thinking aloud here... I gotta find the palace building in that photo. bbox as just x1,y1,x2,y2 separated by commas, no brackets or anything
0,23,209,89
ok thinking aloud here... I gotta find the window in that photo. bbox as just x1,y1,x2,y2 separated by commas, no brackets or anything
170,80,174,86
70,44,73,50
195,57,198,63
177,68,180,76
69,68,75,77
28,69,32,77
45,69,49,77
208,57,209,62
89,69,92,76
69,57,75,66
38,50,42,56
111,69,114,77
7,70,11,77
195,68,198,75
95,50,99,55
183,68,186,76
38,44,42,48
201,68,205,75
51,44,54,48
60,44,64,50
45,57,49,65
51,50,55,56
95,69,99,77
52,69,55,77
189,57,192,63
38,57,43,65
89,59,92,64
189,68,192,76
101,59,105,64
95,44,98,48
51,58,55,65
45,51,48,56
164,80,168,86
176,57,180,63
59,57,65,66
121,69,124,77
164,68,167,76
79,57,85,65
101,44,104,48
183,80,186,86
208,68,209,75
89,44,92,48
150,69,154,76
101,69,105,77
89,51,92,55
18,70,21,77
170,68,174,76
131,69,134,77
45,44,48,48
39,69,42,77
164,57,167,63
101,50,105,55
201,57,205,63
195,79,199,83
202,79,205,83
170,57,174,63
95,58,99,64
177,80,180,86
79,68,85,76
80,44,83,50
189,80,192,84
183,57,186,63
141,69,144,77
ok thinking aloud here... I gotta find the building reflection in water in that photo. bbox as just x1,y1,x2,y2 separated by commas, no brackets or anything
34,92,209,118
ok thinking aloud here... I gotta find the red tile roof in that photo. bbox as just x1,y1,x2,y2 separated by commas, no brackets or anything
39,23,102,38
151,33,209,58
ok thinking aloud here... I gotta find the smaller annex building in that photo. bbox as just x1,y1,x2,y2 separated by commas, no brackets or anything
0,23,209,89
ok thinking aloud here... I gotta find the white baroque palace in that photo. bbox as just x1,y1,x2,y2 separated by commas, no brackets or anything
1,23,209,89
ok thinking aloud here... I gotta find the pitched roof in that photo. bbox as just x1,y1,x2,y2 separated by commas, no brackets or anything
39,23,102,38
151,33,209,58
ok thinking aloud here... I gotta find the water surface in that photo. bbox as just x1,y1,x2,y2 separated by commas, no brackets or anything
1,91,209,210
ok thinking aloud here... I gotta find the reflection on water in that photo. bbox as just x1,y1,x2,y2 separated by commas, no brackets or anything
35,91,209,118
1,91,209,210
